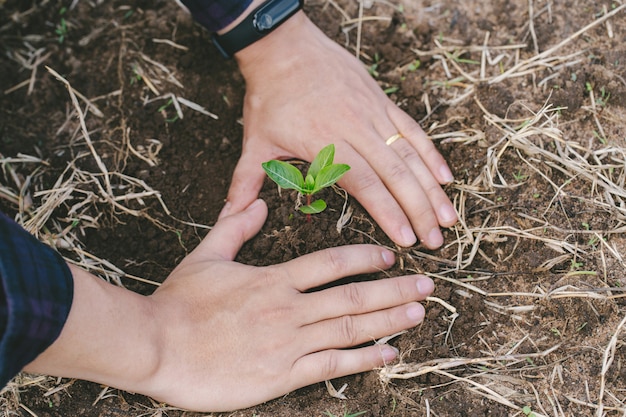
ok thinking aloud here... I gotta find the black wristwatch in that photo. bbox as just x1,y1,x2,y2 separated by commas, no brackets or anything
212,0,304,59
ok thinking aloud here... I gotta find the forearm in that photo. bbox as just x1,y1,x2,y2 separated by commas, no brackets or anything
24,265,160,393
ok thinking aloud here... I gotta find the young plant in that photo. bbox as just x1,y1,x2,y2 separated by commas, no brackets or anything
261,144,350,221
55,7,68,43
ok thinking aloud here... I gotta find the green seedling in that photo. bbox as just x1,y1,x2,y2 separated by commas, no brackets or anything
384,86,399,95
55,7,68,43
596,86,611,107
130,64,142,85
262,144,350,221
513,170,528,182
368,53,381,78
157,98,179,123
407,59,421,72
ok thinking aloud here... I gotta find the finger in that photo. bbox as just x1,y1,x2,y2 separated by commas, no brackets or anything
343,131,443,248
305,275,434,321
334,142,418,247
302,302,426,353
223,146,270,218
191,199,268,262
292,343,399,387
387,106,455,185
275,245,396,292
386,136,458,229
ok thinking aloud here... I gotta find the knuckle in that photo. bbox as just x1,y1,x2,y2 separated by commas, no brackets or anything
351,170,379,194
325,249,349,276
380,311,397,334
320,351,340,380
337,314,360,346
342,283,366,310
394,141,419,162
387,162,411,182
391,278,413,302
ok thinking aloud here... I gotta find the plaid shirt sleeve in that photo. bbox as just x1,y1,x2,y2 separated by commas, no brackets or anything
0,212,73,387
180,0,253,32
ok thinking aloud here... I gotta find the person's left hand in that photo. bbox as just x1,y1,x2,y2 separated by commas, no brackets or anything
221,12,458,248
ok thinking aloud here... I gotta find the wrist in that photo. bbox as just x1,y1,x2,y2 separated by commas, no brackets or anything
235,11,322,72
24,265,160,392
213,0,305,58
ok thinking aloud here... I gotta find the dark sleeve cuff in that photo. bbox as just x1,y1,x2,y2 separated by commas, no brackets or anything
0,212,74,387
180,0,253,32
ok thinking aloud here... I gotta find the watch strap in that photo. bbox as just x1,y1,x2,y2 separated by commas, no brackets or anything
212,0,304,59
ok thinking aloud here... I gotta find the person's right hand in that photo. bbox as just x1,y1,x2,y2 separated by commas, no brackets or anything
146,199,434,411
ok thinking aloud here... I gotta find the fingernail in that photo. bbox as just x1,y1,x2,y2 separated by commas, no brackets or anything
440,165,454,183
416,277,434,295
400,225,417,247
381,345,399,362
406,304,424,322
381,250,395,266
440,204,458,224
427,228,443,248
218,201,231,219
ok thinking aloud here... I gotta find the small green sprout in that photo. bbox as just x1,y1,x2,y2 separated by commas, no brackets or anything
384,86,399,95
368,53,381,78
513,170,528,182
596,86,611,107
262,144,350,220
407,59,421,72
55,7,68,43
130,64,142,85
157,98,179,123
522,405,537,417
570,259,584,270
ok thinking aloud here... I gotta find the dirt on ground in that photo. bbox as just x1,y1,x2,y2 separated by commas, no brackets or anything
1,0,626,416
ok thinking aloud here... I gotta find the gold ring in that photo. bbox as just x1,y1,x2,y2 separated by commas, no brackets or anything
385,133,403,146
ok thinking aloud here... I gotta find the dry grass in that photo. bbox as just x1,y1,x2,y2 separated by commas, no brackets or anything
0,6,212,413
373,3,626,416
1,0,626,416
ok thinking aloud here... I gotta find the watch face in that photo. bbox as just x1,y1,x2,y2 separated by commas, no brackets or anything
256,13,274,31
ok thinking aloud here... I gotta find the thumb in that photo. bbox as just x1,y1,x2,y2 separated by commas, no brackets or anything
191,199,268,262
221,149,268,219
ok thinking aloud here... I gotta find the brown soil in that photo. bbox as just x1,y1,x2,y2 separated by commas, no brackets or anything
1,0,626,416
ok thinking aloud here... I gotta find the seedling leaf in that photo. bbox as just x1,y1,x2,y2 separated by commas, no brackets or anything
304,174,315,192
313,164,351,193
300,199,327,214
261,160,306,193
308,143,335,179
262,144,351,219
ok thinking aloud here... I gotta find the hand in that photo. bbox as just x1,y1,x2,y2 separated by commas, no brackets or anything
222,11,458,248
147,199,434,411
25,199,434,412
